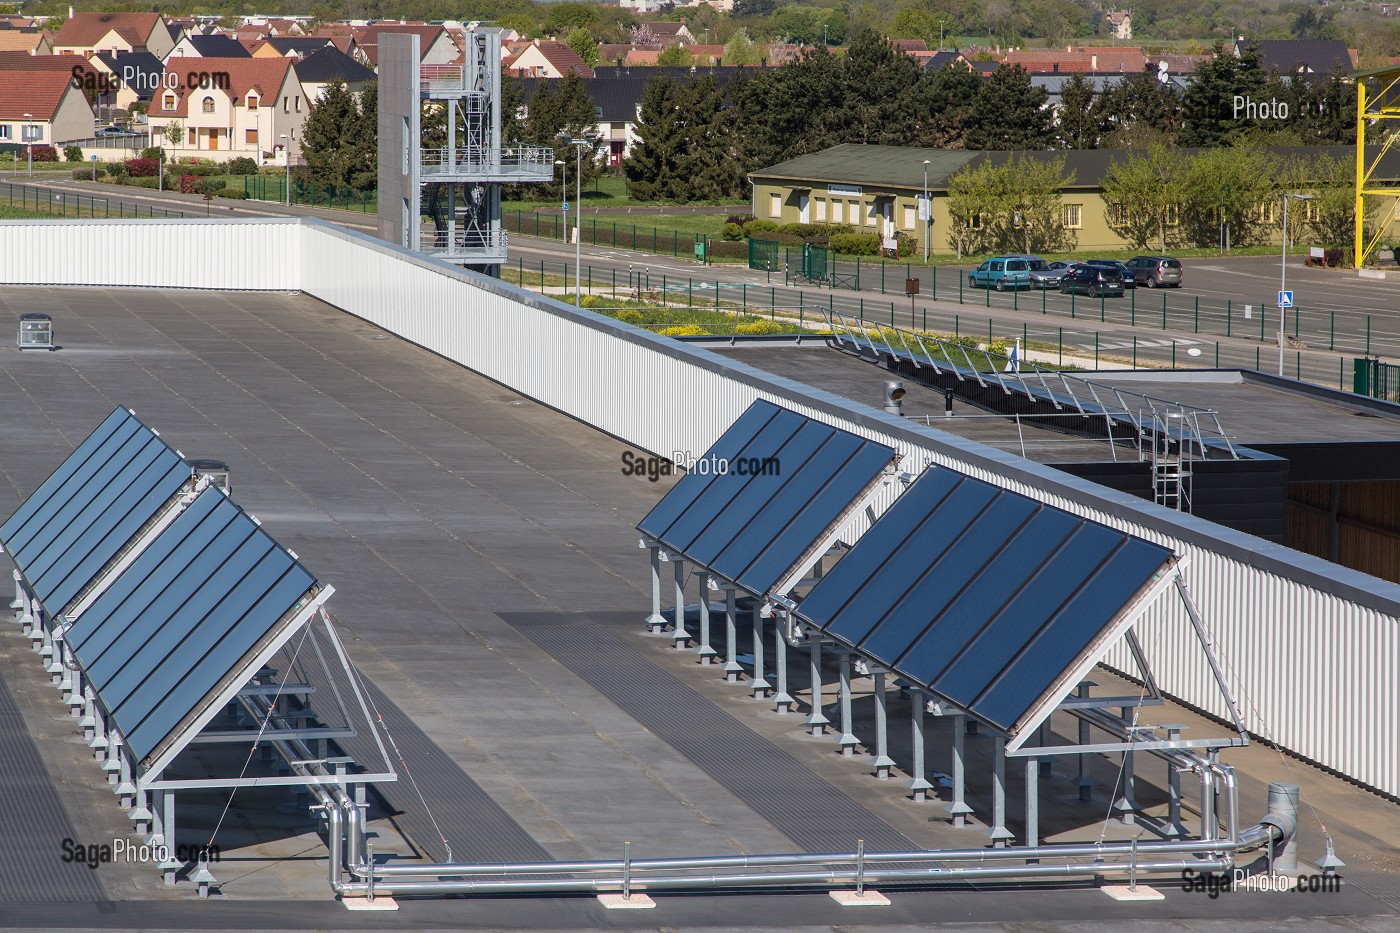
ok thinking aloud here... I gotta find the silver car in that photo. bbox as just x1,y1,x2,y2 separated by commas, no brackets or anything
1126,255,1183,288
1007,255,1065,289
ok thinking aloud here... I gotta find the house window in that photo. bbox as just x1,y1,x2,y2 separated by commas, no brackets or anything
831,200,843,223
1164,205,1180,226
247,94,258,109
769,192,781,218
1062,203,1082,228
163,93,176,111
295,95,301,112
202,97,214,113
1305,200,1320,221
1108,202,1128,225
865,201,878,227
246,128,258,145
0,126,9,140
1258,202,1275,224
815,198,826,222
283,96,289,113
968,212,984,230
902,205,915,230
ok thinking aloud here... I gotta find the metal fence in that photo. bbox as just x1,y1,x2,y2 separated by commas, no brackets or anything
1353,357,1400,401
243,175,375,213
0,180,185,219
502,209,710,261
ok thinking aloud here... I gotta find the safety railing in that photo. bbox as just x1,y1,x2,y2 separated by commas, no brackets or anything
420,145,555,178
419,226,508,260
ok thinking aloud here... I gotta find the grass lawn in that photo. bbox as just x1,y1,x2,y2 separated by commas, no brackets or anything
507,173,745,210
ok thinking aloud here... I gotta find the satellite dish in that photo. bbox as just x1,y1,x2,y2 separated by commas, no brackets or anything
1158,60,1169,83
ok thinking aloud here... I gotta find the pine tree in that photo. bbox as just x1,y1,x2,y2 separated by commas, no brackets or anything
676,76,743,201
965,64,1053,150
840,28,922,146
301,79,361,190
625,74,682,201
1056,72,1101,148
908,64,982,148
1179,42,1268,147
1095,68,1183,147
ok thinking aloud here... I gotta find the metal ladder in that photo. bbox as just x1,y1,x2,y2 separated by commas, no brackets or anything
1140,408,1205,512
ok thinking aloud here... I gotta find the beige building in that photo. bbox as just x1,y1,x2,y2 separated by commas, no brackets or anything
145,56,307,163
51,12,177,58
0,68,96,146
749,143,1400,257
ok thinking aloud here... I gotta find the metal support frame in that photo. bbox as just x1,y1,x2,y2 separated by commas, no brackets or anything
1025,757,1040,848
721,585,743,682
988,736,1013,846
908,689,933,800
1354,66,1400,268
947,711,972,825
671,558,689,650
750,606,770,698
870,671,894,779
804,633,830,736
643,542,666,633
835,650,859,755
695,571,716,664
772,613,793,713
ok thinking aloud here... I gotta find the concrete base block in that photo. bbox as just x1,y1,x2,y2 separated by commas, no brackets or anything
1358,268,1387,280
1101,884,1165,901
598,893,656,909
829,889,890,906
341,896,399,911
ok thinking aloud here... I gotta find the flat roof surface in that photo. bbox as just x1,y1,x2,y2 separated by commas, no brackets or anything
0,287,1397,930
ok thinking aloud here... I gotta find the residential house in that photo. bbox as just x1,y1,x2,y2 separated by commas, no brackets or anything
641,22,696,45
890,39,928,53
0,29,52,55
352,24,458,67
92,51,164,115
254,37,339,60
296,46,376,99
51,12,177,58
1103,10,1133,41
165,33,252,60
995,46,1147,74
145,56,308,163
0,68,96,148
1236,38,1357,78
507,41,595,78
919,50,974,71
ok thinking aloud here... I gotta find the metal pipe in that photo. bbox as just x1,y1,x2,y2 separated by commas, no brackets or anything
342,858,1232,897
360,837,1240,877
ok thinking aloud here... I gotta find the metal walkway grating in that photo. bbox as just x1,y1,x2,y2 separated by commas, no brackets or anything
0,671,107,902
507,612,919,853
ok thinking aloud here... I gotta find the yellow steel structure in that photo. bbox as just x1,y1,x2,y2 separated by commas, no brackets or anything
1355,64,1400,268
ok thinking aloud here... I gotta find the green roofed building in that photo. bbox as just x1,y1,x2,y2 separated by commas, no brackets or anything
747,143,1400,258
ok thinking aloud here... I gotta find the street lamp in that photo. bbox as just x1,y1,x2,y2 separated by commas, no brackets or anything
556,130,599,307
280,133,291,205
22,112,31,177
922,158,931,263
1279,192,1313,376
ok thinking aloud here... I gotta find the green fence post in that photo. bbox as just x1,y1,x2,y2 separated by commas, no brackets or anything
653,227,657,254
1095,331,1100,368
1100,292,1105,322
1194,297,1199,332
955,314,960,337
1070,291,1075,318
1041,287,1046,315
1367,315,1372,354
1217,342,1220,368
859,298,864,319
931,266,937,301
687,278,692,308
1161,293,1167,330
988,317,993,343
1256,346,1260,370
984,281,990,308
1339,357,1344,390
1294,309,1299,338
771,286,775,312
1226,300,1231,337
673,230,677,257
1260,305,1266,341
1171,340,1176,368
958,274,963,303
891,302,895,326
587,267,592,296
1014,287,1018,312
612,221,617,246
880,259,885,294
1329,310,1334,350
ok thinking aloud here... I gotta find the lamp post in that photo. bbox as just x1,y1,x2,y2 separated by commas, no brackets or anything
23,112,31,177
557,130,599,307
1279,192,1313,376
922,158,931,263
280,133,290,205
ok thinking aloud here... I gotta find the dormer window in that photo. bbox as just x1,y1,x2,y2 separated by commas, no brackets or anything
201,97,215,113
163,93,175,111
246,94,258,109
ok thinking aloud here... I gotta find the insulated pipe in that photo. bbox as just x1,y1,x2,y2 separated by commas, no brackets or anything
340,858,1233,897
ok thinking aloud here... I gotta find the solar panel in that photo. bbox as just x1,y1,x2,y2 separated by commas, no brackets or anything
0,408,190,614
66,487,318,767
797,467,1172,736
636,400,897,595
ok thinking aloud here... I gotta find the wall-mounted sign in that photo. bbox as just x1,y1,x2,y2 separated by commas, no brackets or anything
828,183,862,195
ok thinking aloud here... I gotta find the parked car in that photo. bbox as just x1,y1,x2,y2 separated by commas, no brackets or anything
1059,264,1125,297
1084,259,1137,289
94,125,132,136
1125,255,1184,288
968,257,1032,291
1004,255,1066,289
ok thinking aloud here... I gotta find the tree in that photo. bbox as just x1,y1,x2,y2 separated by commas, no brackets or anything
1180,42,1269,147
907,64,983,148
1056,72,1102,148
163,120,183,150
302,79,377,190
657,42,694,67
836,29,924,145
995,153,1077,254
625,74,684,201
1100,144,1191,251
676,76,743,200
566,26,599,66
890,8,940,47
944,158,1000,258
965,64,1053,150
544,2,595,36
1181,146,1279,249
723,28,762,66
732,0,776,17
1094,68,1183,146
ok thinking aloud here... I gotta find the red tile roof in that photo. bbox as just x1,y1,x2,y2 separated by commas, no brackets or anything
153,56,294,117
52,12,161,50
0,68,86,120
354,23,445,65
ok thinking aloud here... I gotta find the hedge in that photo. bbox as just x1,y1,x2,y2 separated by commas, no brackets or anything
828,233,881,256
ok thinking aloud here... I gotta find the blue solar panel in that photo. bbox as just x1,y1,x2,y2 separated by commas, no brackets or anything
635,400,896,596
797,467,1172,736
68,488,317,766
0,408,190,614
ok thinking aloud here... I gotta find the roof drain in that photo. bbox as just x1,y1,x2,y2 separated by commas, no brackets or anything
322,765,1296,900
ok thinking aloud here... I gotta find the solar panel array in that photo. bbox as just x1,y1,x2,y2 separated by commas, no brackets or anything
0,408,190,615
796,467,1172,736
637,400,896,595
0,408,321,773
